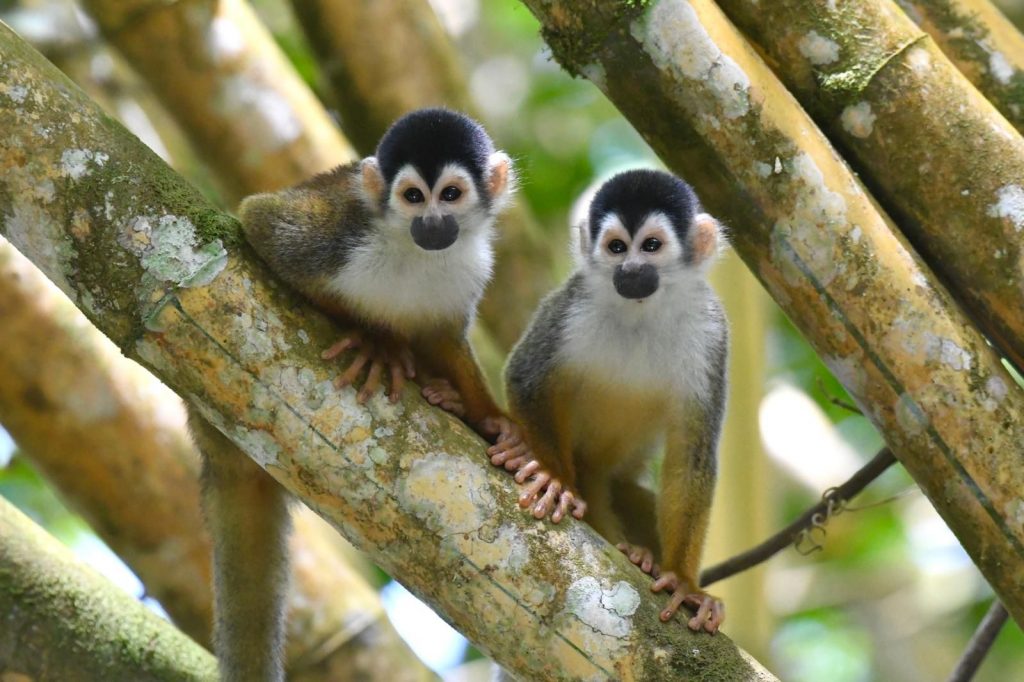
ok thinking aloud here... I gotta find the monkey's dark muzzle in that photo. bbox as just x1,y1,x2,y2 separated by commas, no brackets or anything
614,264,659,299
411,215,459,251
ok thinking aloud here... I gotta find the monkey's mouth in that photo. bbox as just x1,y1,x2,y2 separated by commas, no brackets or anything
613,264,659,300
411,215,459,251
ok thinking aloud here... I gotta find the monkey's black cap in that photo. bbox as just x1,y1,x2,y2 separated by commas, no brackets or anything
376,108,495,193
588,169,699,244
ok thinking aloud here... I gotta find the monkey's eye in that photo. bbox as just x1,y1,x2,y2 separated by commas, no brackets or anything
608,239,628,254
403,187,425,204
641,238,662,253
440,186,462,202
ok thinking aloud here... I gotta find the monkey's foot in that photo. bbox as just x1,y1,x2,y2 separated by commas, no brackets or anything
515,467,587,524
651,572,725,634
421,378,465,417
616,542,658,576
483,417,531,471
322,331,415,404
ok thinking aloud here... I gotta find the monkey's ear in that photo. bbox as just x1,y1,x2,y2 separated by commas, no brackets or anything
360,157,386,206
690,213,723,265
486,151,515,207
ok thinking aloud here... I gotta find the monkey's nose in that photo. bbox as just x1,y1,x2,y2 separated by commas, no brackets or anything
613,264,659,299
411,215,459,250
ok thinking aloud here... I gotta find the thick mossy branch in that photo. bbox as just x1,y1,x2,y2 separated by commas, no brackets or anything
0,240,433,680
518,0,1024,629
0,23,774,681
714,0,1024,376
0,497,218,682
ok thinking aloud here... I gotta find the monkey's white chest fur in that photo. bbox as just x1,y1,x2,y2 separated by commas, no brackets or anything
560,278,723,402
327,230,494,334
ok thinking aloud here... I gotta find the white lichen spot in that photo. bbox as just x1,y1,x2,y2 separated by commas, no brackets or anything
824,355,868,396
399,454,494,534
755,161,772,178
564,577,638,638
61,148,108,180
631,1,751,119
121,214,228,287
798,31,840,66
207,16,245,63
850,226,862,244
33,178,55,204
1006,499,1024,533
987,185,1024,232
988,50,1015,85
580,62,607,91
982,375,1008,412
937,339,972,371
895,392,928,436
297,329,310,344
947,27,964,39
459,523,530,575
771,153,847,286
6,84,28,103
961,189,971,197
774,156,783,174
907,46,932,72
840,102,876,139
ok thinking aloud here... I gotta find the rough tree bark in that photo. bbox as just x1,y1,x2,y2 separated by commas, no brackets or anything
0,240,434,680
713,0,1024,375
0,22,775,681
896,0,1024,133
0,497,218,682
518,0,1024,628
288,0,556,350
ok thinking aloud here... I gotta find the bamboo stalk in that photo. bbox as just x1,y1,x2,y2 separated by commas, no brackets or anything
79,0,355,203
518,0,1024,629
896,0,1024,134
288,0,557,349
713,0,1024,375
0,23,775,681
0,497,218,681
0,239,434,680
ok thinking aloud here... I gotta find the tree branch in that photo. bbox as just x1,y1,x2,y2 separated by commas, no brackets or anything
0,496,218,681
701,448,898,587
946,599,1009,682
0,237,434,679
715,0,1024,374
518,0,1024,629
0,22,775,681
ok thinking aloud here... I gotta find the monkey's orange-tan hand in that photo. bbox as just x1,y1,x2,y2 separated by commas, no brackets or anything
421,378,465,417
616,542,659,577
322,330,415,404
482,419,587,524
650,572,725,634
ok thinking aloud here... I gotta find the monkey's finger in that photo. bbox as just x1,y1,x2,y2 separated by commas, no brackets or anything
660,589,689,623
513,458,540,483
641,549,654,575
486,434,522,457
334,351,371,388
687,596,714,632
651,573,679,594
322,336,359,360
502,446,529,471
358,360,384,403
571,497,587,519
551,491,574,524
388,362,406,403
651,563,662,579
532,480,561,519
705,601,725,633
518,472,550,508
503,455,531,471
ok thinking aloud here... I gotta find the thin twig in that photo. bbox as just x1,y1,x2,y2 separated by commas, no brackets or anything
946,600,1009,682
817,376,862,415
700,447,897,587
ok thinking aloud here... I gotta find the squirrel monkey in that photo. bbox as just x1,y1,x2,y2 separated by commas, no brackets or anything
198,109,527,680
498,169,729,633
